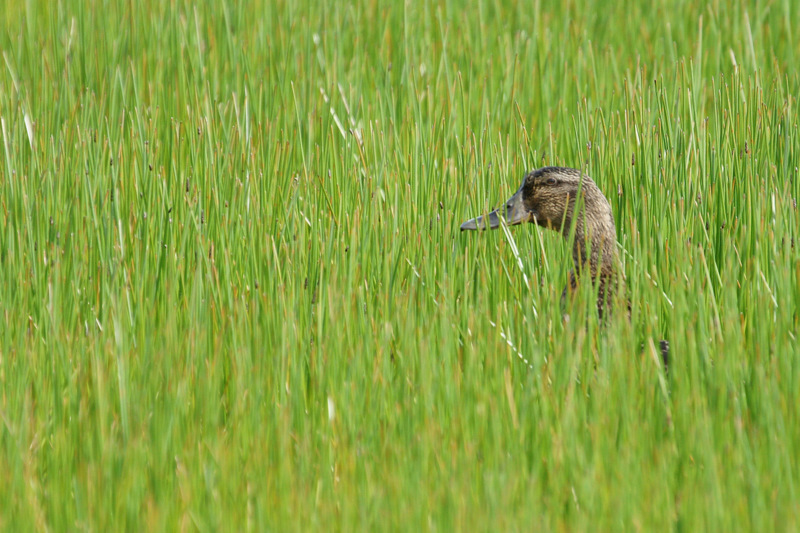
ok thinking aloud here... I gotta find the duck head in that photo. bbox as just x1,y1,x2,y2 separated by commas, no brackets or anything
461,167,609,233
461,166,618,273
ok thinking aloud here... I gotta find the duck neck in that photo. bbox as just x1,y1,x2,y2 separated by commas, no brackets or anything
570,218,618,280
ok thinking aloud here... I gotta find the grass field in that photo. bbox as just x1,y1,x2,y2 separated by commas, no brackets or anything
1,0,800,530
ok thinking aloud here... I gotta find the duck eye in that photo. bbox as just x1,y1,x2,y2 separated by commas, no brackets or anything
546,177,557,185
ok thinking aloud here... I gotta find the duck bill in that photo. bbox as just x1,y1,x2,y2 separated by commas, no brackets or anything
460,186,530,231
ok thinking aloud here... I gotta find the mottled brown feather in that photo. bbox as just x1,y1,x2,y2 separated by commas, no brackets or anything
461,166,669,367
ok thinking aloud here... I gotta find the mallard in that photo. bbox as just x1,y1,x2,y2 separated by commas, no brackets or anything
461,166,669,367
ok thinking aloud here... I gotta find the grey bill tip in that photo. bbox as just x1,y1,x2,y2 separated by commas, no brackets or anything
461,185,528,232
460,218,480,231
460,210,502,231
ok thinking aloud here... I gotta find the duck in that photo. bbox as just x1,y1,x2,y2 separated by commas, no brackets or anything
460,166,669,368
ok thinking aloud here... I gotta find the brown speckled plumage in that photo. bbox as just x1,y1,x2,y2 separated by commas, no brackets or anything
461,166,669,367
461,167,621,317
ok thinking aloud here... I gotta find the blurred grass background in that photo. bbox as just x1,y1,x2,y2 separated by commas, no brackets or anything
1,0,799,530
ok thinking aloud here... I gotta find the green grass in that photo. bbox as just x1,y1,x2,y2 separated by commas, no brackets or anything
1,0,799,530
